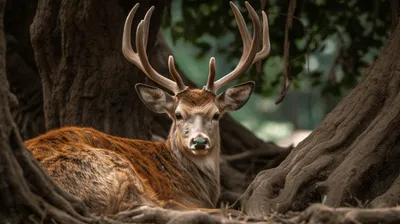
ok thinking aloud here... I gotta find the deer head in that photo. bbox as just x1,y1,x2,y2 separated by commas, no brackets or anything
122,2,270,158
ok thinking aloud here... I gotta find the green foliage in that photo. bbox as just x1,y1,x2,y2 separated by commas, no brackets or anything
166,0,391,97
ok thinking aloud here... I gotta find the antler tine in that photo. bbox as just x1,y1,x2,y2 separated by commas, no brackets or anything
231,3,252,57
122,3,143,71
205,57,216,91
122,4,186,94
254,11,271,63
168,56,186,90
210,1,269,93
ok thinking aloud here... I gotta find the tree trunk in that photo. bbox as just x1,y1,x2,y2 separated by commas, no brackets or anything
5,0,45,139
0,1,93,222
239,21,400,215
30,0,167,140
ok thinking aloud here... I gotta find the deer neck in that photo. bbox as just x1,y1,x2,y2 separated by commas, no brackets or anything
165,129,221,207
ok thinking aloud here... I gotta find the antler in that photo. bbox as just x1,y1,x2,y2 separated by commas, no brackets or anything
122,4,187,94
205,1,271,93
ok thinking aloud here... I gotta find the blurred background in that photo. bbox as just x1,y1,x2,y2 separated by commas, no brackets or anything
161,0,390,144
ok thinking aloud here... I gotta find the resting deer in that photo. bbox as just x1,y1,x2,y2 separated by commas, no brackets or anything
25,1,270,215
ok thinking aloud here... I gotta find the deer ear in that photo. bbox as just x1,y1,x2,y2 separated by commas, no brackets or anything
135,84,175,114
217,81,254,112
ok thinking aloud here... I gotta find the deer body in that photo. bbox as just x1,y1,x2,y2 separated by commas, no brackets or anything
25,1,270,215
26,125,219,214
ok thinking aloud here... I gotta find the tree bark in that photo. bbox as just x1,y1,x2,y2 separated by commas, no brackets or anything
30,0,166,140
0,1,92,222
239,21,400,215
5,0,45,139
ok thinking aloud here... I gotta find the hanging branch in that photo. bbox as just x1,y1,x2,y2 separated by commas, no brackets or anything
275,0,296,104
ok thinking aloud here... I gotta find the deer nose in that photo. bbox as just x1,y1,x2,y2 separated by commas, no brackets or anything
191,137,208,149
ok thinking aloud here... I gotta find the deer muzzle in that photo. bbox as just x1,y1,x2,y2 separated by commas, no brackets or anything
189,135,210,155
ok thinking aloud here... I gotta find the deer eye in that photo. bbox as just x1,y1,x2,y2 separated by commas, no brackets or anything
175,112,183,120
212,113,220,120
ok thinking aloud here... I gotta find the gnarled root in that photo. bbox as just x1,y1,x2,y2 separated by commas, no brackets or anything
112,206,222,224
369,174,400,208
237,30,400,216
293,204,400,224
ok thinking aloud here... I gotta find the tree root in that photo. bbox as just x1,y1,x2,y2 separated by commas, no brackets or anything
223,142,292,172
293,204,400,224
111,206,222,224
369,174,400,208
238,28,400,216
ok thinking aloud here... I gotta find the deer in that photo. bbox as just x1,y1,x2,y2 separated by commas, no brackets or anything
25,1,270,215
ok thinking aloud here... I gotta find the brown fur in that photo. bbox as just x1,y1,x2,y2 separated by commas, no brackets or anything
25,125,219,215
176,89,216,107
174,89,219,119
